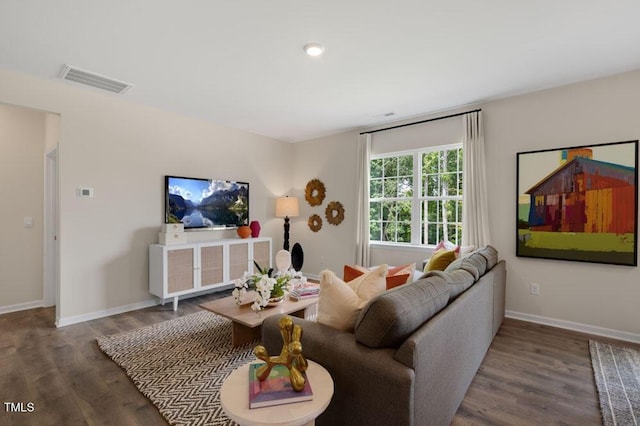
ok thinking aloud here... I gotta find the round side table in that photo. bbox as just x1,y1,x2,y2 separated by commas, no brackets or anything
220,360,334,426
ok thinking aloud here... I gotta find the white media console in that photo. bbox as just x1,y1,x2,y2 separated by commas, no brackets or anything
149,237,272,310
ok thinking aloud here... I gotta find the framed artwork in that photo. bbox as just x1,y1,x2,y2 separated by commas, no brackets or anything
516,140,638,266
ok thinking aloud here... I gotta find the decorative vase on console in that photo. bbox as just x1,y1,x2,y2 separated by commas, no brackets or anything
249,220,261,238
237,225,251,239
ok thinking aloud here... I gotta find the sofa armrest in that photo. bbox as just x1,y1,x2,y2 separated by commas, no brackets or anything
261,315,415,426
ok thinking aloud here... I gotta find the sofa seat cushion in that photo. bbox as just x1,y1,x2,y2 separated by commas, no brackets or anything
421,269,475,301
354,276,450,348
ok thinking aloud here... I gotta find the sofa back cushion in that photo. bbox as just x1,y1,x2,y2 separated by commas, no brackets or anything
421,269,475,301
476,245,499,270
467,252,488,276
444,255,480,279
354,277,450,348
444,245,498,279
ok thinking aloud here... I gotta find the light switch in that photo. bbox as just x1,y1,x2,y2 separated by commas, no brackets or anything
77,187,94,198
24,216,34,228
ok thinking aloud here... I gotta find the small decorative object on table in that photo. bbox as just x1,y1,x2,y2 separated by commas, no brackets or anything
233,262,293,312
253,316,309,392
290,283,319,300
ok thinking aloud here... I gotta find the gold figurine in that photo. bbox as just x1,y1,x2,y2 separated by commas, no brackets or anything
253,316,308,391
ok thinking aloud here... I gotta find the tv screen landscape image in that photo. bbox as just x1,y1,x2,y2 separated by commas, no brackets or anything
165,175,249,229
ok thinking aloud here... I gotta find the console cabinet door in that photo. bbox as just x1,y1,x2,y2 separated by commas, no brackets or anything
228,240,250,281
166,246,197,294
252,239,272,273
199,242,225,288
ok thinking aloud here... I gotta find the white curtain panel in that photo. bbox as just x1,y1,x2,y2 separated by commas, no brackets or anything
462,111,491,247
355,133,371,266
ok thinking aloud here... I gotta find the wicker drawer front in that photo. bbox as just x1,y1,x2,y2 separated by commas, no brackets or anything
229,242,249,281
201,245,224,286
253,240,270,272
167,248,195,293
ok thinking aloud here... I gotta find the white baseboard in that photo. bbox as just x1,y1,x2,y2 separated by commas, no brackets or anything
505,310,640,344
55,286,234,327
56,299,158,327
0,300,44,315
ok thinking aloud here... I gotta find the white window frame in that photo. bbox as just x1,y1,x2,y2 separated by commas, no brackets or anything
369,143,463,246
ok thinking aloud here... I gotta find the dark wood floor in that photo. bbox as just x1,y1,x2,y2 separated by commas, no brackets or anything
1,292,637,425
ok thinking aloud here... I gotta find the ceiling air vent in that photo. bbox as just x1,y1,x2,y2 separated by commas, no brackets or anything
58,65,134,94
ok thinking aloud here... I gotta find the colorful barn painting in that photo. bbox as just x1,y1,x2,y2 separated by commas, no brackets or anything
517,140,638,266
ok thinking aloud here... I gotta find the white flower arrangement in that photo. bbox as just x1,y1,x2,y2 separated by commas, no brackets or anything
233,262,293,311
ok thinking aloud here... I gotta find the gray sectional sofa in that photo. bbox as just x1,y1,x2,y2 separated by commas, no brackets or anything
261,246,506,426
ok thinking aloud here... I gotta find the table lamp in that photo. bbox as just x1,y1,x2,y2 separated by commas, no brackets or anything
275,196,299,251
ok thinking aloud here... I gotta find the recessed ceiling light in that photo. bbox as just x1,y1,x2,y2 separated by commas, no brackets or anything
304,43,325,57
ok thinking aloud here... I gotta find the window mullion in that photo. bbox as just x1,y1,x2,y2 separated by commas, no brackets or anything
412,152,421,245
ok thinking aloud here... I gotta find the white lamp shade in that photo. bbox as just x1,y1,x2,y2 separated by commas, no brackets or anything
275,196,299,218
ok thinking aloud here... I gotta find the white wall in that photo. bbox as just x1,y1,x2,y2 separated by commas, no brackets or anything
290,131,360,276
0,68,293,324
0,104,45,309
484,70,640,340
2,65,639,339
296,70,640,340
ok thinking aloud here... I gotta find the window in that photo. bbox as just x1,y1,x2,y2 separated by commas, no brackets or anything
369,144,463,245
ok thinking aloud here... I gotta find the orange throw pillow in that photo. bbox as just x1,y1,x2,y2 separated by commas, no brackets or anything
344,264,411,290
388,263,416,280
385,273,410,289
343,264,368,282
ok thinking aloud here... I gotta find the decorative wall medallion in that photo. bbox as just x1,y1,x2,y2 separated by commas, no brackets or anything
308,214,323,232
325,201,345,226
305,179,326,206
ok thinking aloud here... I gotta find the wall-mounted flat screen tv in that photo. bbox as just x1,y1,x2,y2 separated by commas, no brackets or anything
165,175,249,230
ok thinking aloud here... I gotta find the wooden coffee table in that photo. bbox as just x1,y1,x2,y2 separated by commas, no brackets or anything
200,293,318,347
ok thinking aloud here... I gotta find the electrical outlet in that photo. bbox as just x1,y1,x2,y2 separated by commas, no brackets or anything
530,283,540,296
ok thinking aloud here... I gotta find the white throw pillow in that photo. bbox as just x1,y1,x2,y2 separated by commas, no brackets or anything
317,265,387,332
346,264,388,300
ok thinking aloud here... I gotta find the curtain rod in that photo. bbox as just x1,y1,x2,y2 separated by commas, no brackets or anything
360,108,481,135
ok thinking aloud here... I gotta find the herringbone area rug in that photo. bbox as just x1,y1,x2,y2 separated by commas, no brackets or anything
96,311,256,426
590,340,640,426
